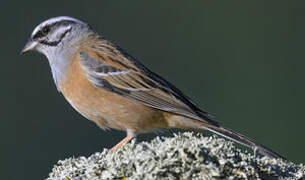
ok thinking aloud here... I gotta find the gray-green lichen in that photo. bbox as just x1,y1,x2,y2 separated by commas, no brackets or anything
47,132,305,180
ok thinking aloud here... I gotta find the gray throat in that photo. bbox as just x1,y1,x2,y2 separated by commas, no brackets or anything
46,52,72,91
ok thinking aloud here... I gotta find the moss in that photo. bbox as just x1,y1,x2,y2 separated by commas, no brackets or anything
47,132,305,180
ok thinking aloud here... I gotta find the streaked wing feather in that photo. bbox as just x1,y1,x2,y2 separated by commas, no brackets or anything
80,51,216,124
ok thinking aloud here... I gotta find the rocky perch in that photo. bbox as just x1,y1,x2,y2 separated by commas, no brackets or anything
47,132,305,180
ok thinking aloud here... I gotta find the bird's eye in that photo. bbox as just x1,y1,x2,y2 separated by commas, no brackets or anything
32,26,51,40
42,26,50,35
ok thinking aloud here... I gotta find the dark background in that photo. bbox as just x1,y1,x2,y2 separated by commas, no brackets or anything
2,1,305,179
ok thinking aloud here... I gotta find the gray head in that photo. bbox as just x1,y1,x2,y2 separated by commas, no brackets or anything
21,16,93,89
21,16,91,56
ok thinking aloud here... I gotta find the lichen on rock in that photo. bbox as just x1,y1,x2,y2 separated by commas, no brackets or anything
47,132,305,180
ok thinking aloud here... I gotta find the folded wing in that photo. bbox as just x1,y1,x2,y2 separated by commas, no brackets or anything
79,51,216,125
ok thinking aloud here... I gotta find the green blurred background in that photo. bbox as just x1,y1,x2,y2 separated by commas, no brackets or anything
2,0,305,179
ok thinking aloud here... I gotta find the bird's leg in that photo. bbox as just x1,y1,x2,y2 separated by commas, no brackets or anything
111,135,134,151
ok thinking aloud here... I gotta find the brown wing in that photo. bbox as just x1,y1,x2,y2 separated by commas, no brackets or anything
79,50,216,125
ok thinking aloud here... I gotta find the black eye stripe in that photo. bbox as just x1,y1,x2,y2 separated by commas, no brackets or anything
33,30,44,39
39,27,72,46
33,26,51,39
32,20,77,40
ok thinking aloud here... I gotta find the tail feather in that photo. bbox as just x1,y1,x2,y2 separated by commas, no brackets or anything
203,124,285,159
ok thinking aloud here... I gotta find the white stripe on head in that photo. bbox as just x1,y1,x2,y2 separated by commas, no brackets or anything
31,16,87,37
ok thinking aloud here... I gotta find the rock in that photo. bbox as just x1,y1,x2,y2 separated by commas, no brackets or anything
47,132,305,180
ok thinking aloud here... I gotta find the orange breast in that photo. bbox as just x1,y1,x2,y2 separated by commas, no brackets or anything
58,55,168,133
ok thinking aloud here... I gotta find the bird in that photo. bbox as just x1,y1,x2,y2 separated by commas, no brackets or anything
21,16,283,159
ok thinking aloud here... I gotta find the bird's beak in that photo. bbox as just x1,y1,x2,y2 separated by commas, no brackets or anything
21,38,37,54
